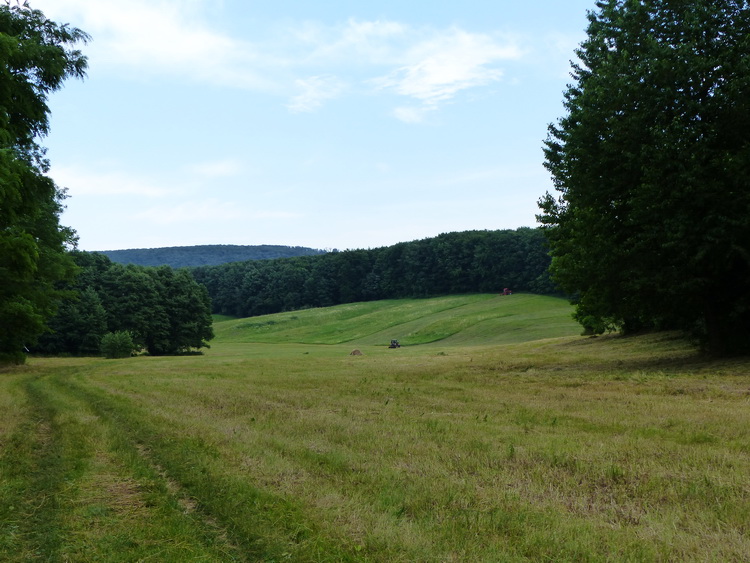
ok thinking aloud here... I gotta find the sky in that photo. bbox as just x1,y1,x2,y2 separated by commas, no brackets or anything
32,0,595,252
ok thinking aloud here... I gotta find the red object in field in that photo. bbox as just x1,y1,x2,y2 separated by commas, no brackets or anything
502,288,512,295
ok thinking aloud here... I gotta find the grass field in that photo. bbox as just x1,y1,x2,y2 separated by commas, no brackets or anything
2,294,749,561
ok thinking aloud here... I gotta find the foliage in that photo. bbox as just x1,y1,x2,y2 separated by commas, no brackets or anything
34,287,107,355
539,0,750,355
36,252,214,356
98,244,327,268
193,228,556,318
142,266,214,355
0,3,89,363
100,331,135,359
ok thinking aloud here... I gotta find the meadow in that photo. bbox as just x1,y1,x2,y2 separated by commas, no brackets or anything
1,294,749,561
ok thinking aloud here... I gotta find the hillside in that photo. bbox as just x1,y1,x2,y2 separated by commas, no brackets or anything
195,228,556,318
97,244,326,268
212,293,580,347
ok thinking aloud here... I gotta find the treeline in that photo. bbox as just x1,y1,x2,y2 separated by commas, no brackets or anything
99,244,327,268
193,228,555,318
35,252,214,356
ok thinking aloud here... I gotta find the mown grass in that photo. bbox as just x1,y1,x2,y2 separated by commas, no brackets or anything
2,295,749,561
214,293,580,346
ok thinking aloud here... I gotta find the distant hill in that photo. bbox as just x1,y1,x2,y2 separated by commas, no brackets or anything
194,228,557,318
97,245,327,268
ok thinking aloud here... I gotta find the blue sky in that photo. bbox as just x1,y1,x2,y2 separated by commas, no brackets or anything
34,0,594,251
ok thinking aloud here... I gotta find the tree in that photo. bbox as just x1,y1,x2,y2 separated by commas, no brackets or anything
34,252,215,356
0,3,88,363
98,263,163,350
100,331,136,359
539,0,750,354
36,286,107,355
144,267,214,355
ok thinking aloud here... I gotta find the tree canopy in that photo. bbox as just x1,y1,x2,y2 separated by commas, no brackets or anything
0,2,89,363
36,252,215,356
539,0,750,354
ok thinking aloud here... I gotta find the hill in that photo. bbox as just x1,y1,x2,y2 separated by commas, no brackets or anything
212,293,581,347
97,244,326,268
195,228,556,318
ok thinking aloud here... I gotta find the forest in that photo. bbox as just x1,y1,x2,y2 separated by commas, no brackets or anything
539,0,750,354
99,244,326,268
34,252,214,356
192,228,555,318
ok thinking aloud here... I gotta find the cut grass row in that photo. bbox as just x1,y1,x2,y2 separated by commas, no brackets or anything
213,293,581,346
0,363,247,561
3,334,750,560
2,295,749,560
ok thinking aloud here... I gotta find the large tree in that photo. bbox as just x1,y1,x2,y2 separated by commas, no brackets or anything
36,253,215,356
0,2,88,363
539,0,750,354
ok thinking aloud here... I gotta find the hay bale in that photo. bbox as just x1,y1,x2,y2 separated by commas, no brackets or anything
350,349,363,356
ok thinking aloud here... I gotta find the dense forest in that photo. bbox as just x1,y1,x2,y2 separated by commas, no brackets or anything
193,228,555,318
539,0,750,354
99,245,327,268
35,252,214,356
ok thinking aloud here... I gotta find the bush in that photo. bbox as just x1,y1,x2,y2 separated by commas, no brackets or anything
100,331,136,359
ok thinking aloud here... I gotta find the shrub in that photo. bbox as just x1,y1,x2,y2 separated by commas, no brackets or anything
100,331,136,359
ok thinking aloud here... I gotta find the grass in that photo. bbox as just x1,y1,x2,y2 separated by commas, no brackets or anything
2,294,749,561
214,293,579,346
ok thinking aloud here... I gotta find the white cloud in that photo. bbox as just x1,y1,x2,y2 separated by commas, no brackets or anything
297,19,408,65
50,165,174,198
287,75,346,113
36,0,274,90
35,2,525,115
295,21,523,116
374,29,522,110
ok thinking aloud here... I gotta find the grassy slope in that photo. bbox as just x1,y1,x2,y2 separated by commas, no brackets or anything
2,295,750,561
213,293,581,346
